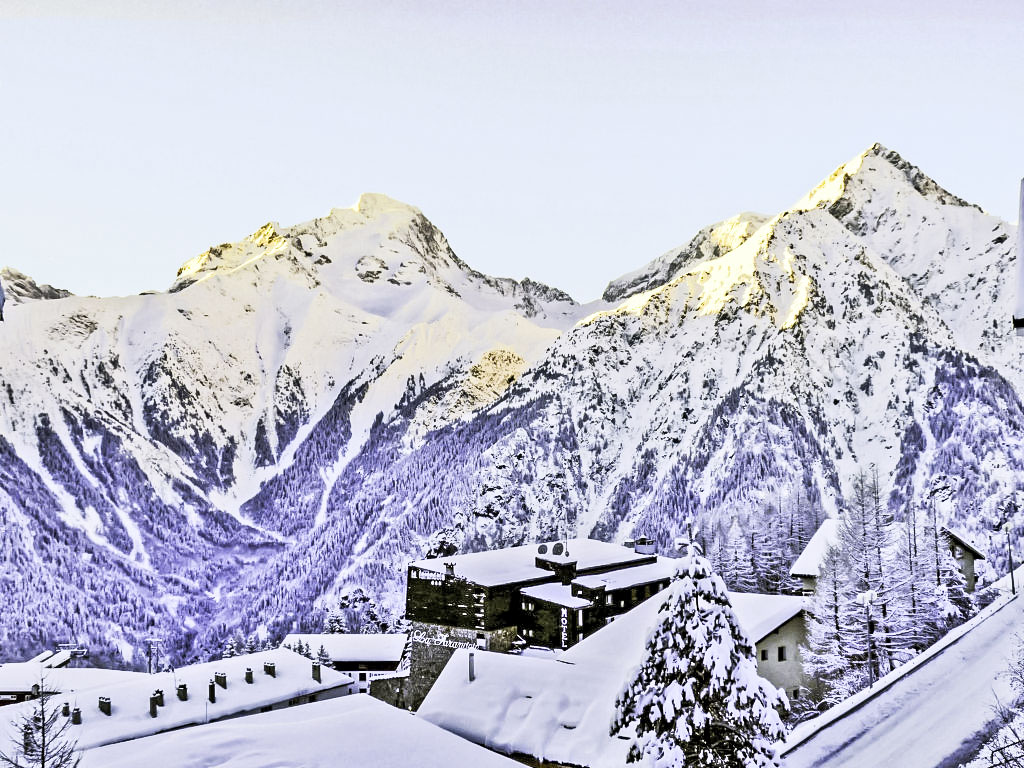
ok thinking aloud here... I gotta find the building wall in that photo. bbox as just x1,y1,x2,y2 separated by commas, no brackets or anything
754,613,808,700
406,622,517,710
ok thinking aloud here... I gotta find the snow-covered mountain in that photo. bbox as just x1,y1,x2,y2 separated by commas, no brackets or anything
1,146,1021,664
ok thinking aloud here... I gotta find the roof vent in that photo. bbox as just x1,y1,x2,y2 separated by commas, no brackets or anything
538,544,548,554
553,543,564,556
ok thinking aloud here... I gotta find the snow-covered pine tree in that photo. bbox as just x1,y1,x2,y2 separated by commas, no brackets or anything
724,518,758,593
324,608,348,634
242,634,259,655
316,645,332,667
611,546,787,767
221,635,240,659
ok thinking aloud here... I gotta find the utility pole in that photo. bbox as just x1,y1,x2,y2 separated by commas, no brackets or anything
1007,524,1016,595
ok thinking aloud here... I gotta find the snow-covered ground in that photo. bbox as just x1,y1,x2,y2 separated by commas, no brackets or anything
783,570,1024,768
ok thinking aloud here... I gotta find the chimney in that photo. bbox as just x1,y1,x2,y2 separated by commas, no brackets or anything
98,696,111,716
245,667,254,684
1015,178,1024,336
153,689,164,707
70,708,82,725
445,562,456,576
61,702,70,717
312,662,321,683
468,651,476,682
208,679,216,704
264,661,276,678
214,672,228,689
176,683,188,701
149,695,158,719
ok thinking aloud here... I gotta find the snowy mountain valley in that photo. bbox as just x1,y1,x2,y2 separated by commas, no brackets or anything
0,143,1021,666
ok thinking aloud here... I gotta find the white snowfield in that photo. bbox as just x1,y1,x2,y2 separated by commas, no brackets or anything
783,567,1024,768
78,694,520,768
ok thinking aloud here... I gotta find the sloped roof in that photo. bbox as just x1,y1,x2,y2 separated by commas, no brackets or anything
281,633,408,663
410,538,653,587
0,665,144,695
79,693,520,768
790,518,841,578
942,526,986,560
0,649,352,751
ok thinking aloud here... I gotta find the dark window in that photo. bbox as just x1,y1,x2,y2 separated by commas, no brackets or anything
791,688,799,700
777,646,787,662
359,673,367,681
760,649,768,661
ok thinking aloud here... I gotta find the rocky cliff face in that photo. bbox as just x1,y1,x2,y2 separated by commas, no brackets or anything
0,146,1020,663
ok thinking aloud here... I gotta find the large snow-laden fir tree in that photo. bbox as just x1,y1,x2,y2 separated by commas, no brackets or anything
611,547,788,767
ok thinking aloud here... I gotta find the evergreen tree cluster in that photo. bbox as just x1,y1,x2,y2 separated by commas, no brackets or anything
802,470,974,707
705,491,825,595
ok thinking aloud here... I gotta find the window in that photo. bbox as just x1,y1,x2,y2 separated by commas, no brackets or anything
359,673,367,681
760,649,768,661
777,646,787,662
606,594,614,605
791,688,800,701
577,610,584,626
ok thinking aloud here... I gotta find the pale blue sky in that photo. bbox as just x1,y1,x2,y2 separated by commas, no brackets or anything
2,1,1022,302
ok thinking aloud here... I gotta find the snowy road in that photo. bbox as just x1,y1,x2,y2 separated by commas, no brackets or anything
783,591,1022,768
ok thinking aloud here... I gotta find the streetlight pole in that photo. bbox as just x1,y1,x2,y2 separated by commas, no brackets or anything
1007,525,1016,595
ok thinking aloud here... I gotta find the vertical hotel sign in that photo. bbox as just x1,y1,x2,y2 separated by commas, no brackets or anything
560,607,569,649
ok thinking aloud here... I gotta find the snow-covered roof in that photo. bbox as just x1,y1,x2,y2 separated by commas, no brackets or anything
0,664,144,695
572,556,679,591
790,518,841,578
79,693,520,768
419,587,802,768
942,526,986,559
281,633,408,664
409,538,654,587
520,583,592,609
0,649,353,751
727,592,806,644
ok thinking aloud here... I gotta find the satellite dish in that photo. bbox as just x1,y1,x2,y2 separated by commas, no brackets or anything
553,542,564,556
538,544,548,554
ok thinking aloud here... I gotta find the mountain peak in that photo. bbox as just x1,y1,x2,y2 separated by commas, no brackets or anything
795,143,978,216
348,192,422,219
0,267,74,304
602,212,769,302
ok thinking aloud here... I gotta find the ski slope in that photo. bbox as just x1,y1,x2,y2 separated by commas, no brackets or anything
783,574,1024,768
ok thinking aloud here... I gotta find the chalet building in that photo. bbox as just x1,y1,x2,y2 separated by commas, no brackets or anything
791,519,986,595
789,518,840,595
405,538,668,707
281,633,408,693
943,527,985,592
418,589,810,768
0,649,356,752
0,651,142,708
